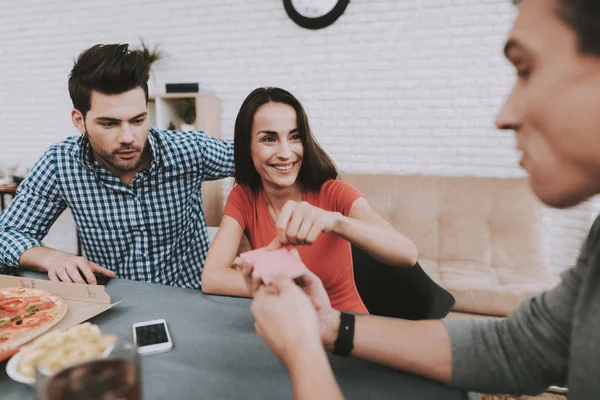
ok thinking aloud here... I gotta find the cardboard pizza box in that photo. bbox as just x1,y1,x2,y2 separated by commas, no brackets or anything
0,275,120,361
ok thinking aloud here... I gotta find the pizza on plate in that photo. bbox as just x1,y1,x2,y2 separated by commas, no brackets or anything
0,288,67,354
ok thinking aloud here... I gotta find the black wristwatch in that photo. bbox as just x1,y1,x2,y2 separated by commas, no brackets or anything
332,311,355,357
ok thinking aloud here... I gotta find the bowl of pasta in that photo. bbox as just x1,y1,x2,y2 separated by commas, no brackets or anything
6,322,117,385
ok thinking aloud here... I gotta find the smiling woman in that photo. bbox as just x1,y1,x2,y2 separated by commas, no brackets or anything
250,106,304,191
233,88,336,193
201,87,419,313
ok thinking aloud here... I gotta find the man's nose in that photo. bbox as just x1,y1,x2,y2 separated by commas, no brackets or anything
495,88,521,132
118,124,135,144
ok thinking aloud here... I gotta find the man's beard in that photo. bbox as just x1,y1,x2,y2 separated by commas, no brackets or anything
87,134,145,173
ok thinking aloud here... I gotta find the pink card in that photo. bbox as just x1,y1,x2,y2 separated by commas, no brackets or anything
239,247,270,264
240,248,307,285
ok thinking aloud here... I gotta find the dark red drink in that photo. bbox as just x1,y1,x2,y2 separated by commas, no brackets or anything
44,358,141,400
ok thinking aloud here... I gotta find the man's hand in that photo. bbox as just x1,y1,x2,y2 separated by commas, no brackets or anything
251,275,346,400
274,200,341,246
251,275,322,366
236,245,339,346
287,251,339,347
44,252,115,284
19,247,116,285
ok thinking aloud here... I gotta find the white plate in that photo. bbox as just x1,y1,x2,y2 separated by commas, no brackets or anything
5,344,115,386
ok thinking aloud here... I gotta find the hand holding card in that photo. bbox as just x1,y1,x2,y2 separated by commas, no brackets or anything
240,248,308,285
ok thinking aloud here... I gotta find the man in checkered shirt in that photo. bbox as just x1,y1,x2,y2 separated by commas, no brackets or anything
0,44,235,289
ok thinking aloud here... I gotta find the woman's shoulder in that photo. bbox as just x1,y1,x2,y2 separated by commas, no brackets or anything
311,179,363,213
227,183,257,204
319,179,360,197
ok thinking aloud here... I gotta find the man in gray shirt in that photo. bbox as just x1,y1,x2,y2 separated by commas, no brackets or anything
243,0,600,399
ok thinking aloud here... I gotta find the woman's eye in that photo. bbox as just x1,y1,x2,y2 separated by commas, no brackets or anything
262,136,275,142
291,134,301,141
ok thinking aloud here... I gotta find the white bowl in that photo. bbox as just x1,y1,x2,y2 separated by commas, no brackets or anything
5,344,115,386
5,351,34,385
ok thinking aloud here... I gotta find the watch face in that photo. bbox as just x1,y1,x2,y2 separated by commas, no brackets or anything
290,0,339,18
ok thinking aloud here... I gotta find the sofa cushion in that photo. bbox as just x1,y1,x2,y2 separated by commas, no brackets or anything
341,174,558,316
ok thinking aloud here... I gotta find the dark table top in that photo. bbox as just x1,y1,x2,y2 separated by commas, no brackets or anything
0,271,467,400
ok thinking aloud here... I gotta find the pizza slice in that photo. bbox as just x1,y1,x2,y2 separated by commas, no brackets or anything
0,288,67,355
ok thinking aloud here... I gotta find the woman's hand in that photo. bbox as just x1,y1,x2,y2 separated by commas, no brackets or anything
274,200,341,246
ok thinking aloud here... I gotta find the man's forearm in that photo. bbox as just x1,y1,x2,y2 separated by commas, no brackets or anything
324,311,452,383
0,230,46,267
287,342,344,400
354,316,452,382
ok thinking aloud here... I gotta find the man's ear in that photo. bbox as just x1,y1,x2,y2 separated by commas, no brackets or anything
71,109,86,134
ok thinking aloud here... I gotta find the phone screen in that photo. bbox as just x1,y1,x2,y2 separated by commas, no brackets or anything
135,323,169,347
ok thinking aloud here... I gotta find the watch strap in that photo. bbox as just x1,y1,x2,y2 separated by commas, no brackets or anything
332,312,355,357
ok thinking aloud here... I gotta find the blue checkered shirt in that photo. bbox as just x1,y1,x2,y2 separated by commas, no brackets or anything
0,128,234,289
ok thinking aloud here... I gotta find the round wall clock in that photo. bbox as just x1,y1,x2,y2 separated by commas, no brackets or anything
283,0,350,30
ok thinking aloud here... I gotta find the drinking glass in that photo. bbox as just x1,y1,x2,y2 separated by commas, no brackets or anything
35,337,141,400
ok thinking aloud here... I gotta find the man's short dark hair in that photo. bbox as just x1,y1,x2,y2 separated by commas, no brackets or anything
514,0,600,55
68,44,150,118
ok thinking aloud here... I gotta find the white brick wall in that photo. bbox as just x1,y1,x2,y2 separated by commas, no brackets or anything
0,0,593,273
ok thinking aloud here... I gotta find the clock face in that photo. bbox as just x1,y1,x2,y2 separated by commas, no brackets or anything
290,0,339,18
283,0,350,30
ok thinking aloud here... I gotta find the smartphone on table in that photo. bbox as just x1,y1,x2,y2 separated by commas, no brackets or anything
132,319,173,355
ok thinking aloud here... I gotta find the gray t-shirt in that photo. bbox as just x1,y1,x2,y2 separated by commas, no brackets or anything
445,216,600,398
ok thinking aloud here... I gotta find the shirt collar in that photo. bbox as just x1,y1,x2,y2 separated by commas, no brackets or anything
147,128,162,172
73,134,94,170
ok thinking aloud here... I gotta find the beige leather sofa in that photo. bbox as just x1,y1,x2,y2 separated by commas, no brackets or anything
341,173,558,318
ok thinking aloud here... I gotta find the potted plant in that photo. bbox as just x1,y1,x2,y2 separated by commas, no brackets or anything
176,99,196,131
137,38,165,94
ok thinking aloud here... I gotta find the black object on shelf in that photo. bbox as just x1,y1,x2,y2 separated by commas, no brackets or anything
166,83,199,93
